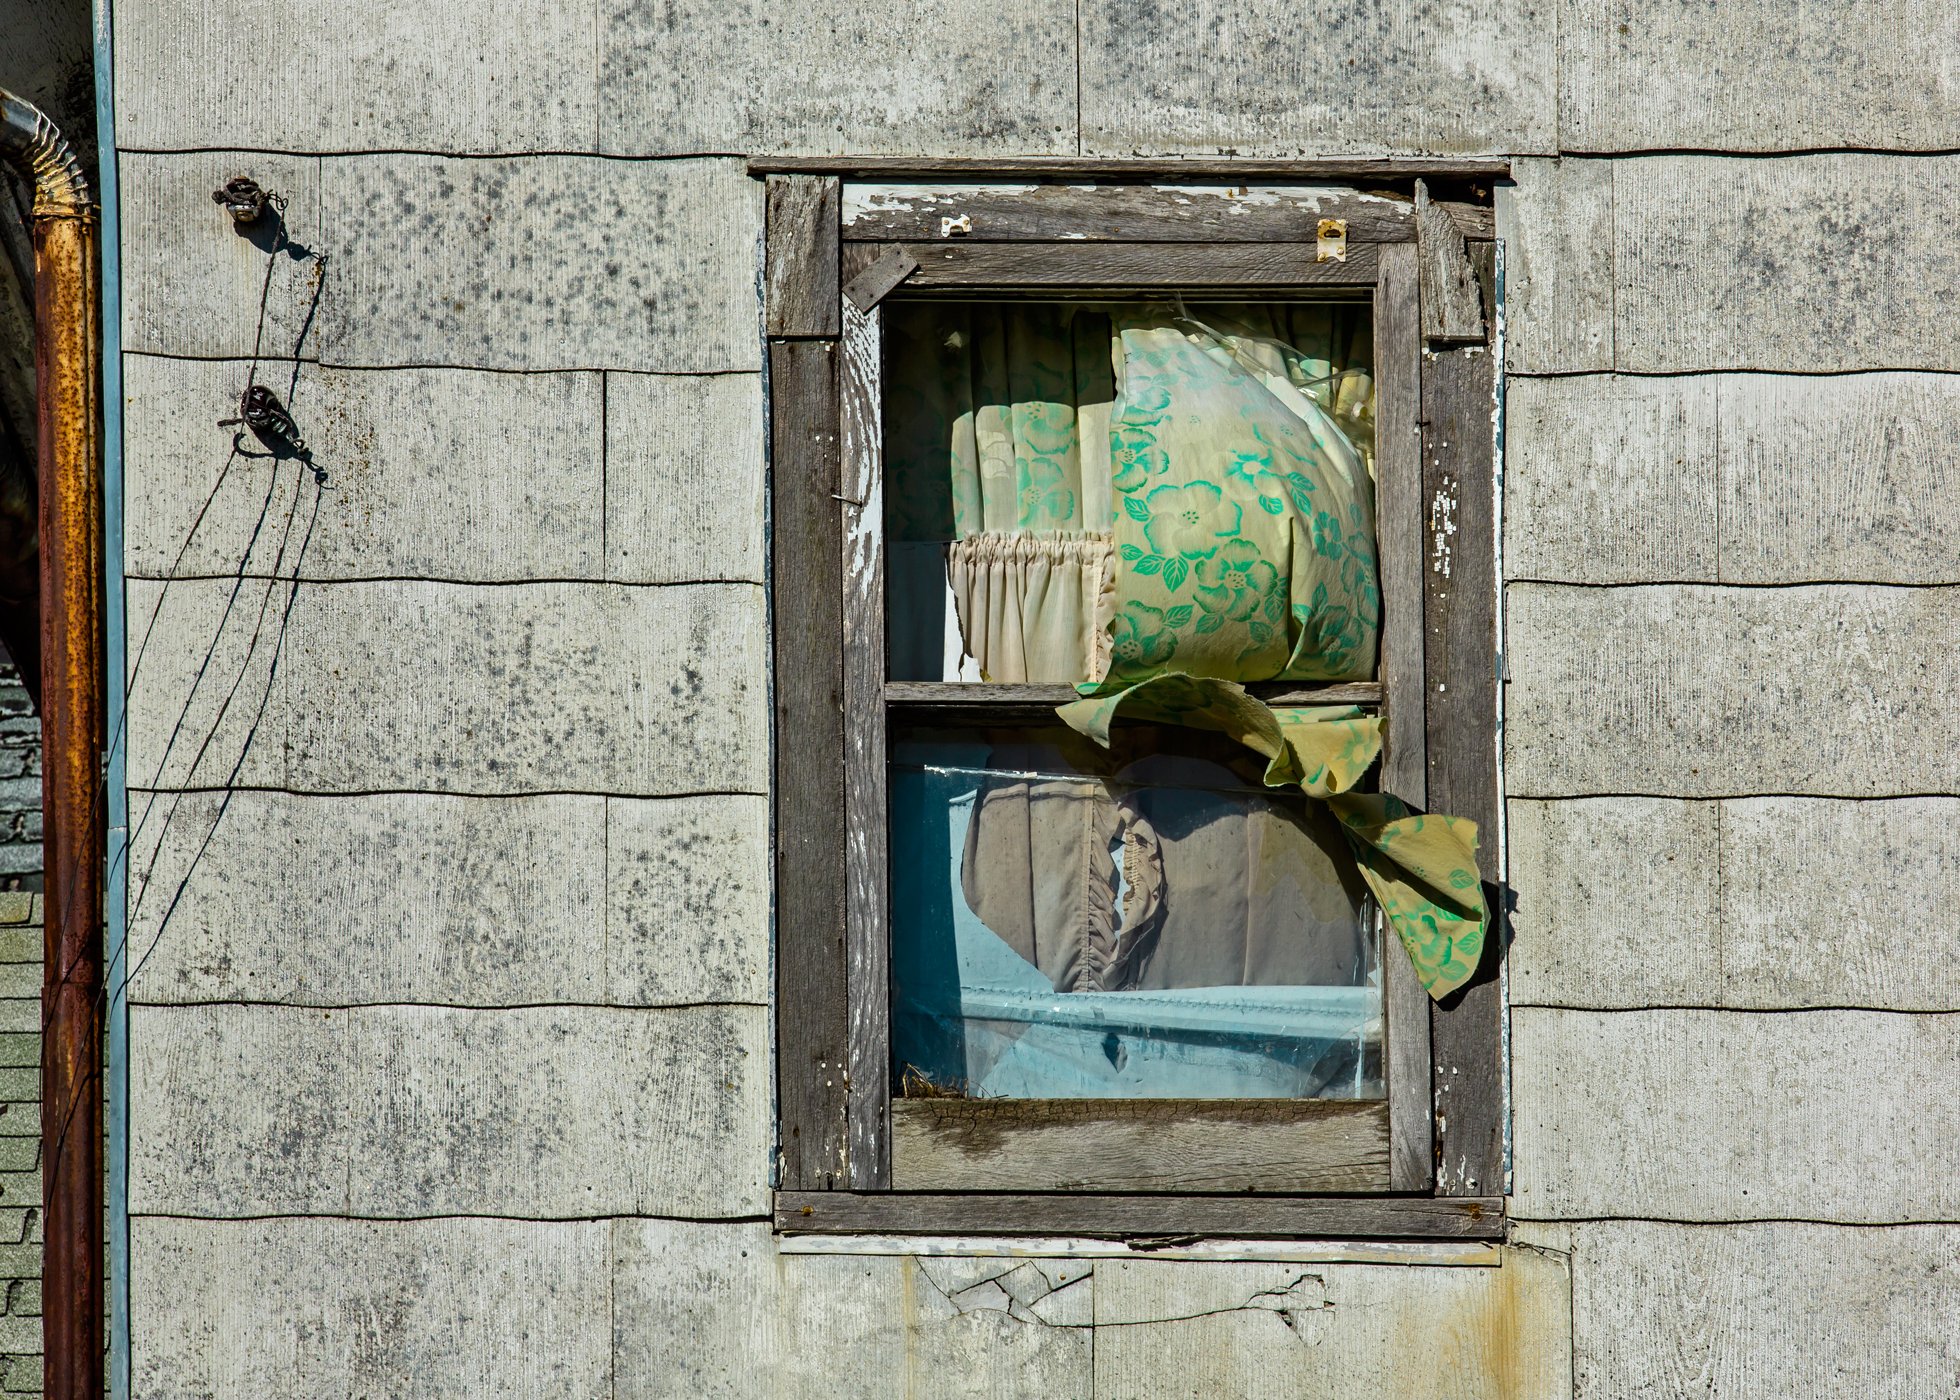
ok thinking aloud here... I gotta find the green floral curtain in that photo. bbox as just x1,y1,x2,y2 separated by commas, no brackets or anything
888,303,1488,1000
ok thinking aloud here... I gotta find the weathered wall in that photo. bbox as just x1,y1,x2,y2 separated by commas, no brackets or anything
108,2,1959,1396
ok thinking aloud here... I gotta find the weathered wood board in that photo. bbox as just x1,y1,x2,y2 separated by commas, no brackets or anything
842,183,1416,243
891,1099,1390,1194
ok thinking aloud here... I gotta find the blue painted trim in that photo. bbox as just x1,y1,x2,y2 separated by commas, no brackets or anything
92,0,131,1392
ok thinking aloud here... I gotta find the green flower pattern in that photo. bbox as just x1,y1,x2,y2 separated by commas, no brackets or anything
892,302,1484,999
1104,317,1381,687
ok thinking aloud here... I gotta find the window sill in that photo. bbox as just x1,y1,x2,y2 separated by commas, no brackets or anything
774,1231,1501,1267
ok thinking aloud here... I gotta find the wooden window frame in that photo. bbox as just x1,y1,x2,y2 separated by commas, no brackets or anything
761,158,1507,1242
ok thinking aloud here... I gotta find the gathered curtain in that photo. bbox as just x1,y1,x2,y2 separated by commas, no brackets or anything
886,303,1486,1001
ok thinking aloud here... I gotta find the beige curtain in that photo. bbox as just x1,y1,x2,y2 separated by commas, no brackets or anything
944,531,1114,684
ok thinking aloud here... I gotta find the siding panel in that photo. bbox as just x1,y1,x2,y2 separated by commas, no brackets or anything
1614,155,1960,373
114,0,599,154
1505,584,1960,798
129,1004,769,1217
1505,376,1717,583
121,151,324,360
599,0,1077,157
1506,797,1720,1009
317,155,762,372
1720,797,1960,1011
126,791,606,1006
605,372,765,585
125,578,769,796
1717,372,1960,584
1091,1251,1570,1399
1512,1008,1960,1221
612,1220,1095,1400
1506,372,1960,585
1079,0,1558,156
1495,157,1614,374
130,1216,610,1400
1559,1,1960,153
1569,1221,1960,1400
125,356,605,582
605,795,771,1006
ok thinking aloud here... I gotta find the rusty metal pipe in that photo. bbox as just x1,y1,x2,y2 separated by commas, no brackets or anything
0,87,103,1400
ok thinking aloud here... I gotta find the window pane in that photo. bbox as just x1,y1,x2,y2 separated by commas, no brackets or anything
890,723,1383,1101
884,299,1378,684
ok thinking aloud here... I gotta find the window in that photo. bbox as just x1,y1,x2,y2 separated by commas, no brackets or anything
763,162,1505,1239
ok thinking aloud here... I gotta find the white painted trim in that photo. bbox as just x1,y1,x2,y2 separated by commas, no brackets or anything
775,1234,1503,1267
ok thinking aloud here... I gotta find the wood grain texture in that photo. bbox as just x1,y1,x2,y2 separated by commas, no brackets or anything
1415,180,1485,343
317,155,761,372
1494,157,1613,375
125,577,769,796
605,371,766,584
1094,1247,1569,1400
1374,244,1426,807
1505,583,1960,798
765,176,841,338
767,156,1515,179
601,0,1077,158
842,184,1417,243
839,302,889,1187
840,247,918,312
131,1217,611,1400
1558,0,1960,153
128,1003,771,1218
1512,1007,1960,1222
1568,1221,1960,1400
776,1192,1506,1240
885,681,1381,708
114,0,596,153
1078,0,1555,157
855,240,1380,291
125,355,605,583
614,1219,1092,1400
770,339,850,1191
1503,374,1719,584
1613,154,1960,373
891,1099,1390,1194
1421,345,1504,1198
1373,242,1434,1192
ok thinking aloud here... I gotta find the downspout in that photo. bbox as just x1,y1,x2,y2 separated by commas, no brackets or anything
0,89,105,1400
